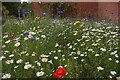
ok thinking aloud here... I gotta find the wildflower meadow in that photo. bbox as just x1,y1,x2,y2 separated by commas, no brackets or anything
1,1,120,79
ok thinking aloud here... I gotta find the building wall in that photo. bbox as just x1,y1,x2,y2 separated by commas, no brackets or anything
98,2,119,22
33,2,119,22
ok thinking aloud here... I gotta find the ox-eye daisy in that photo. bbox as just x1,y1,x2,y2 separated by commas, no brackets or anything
97,66,104,71
36,71,44,77
24,64,32,69
16,59,23,64
5,60,14,64
110,71,116,75
2,73,11,79
42,58,48,62
14,42,20,47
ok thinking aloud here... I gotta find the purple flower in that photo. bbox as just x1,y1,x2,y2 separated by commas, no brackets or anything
117,32,120,34
58,11,63,14
90,19,93,21
109,19,112,21
25,32,29,35
111,12,115,14
31,39,35,40
22,12,30,14
26,20,28,22
105,10,108,11
66,22,68,23
114,48,117,50
41,12,46,15
51,35,55,37
53,15,57,18
90,17,94,18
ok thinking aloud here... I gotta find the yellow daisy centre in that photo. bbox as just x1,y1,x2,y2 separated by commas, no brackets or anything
7,61,12,63
5,76,9,78
26,66,31,68
43,58,47,61
38,73,43,75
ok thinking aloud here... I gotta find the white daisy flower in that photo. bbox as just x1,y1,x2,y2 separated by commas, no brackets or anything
29,32,36,35
31,53,36,56
9,54,14,57
24,37,29,40
95,54,100,56
14,65,19,69
55,43,59,47
88,49,93,52
16,59,23,64
115,60,119,63
4,51,9,53
40,54,49,57
26,53,29,56
100,48,106,51
116,76,120,80
41,35,46,38
14,42,20,47
64,65,67,67
0,56,6,61
36,71,44,77
2,73,11,79
77,51,81,55
28,35,33,38
110,71,116,75
69,45,72,49
81,59,84,62
109,76,112,78
92,43,98,46
25,62,30,64
5,60,14,64
48,60,53,64
58,50,61,52
5,40,11,44
24,64,32,69
97,66,104,71
74,57,78,59
3,35,8,38
54,56,58,60
36,62,41,66
42,58,48,62
108,58,112,61
115,54,119,58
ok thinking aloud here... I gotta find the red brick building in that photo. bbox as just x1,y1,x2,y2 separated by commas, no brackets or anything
33,2,119,22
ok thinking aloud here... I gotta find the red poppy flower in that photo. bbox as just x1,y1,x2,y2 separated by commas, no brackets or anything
54,67,66,78
10,35,15,38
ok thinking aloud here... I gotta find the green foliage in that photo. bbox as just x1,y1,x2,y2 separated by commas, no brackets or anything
42,2,77,18
2,2,20,16
21,2,34,19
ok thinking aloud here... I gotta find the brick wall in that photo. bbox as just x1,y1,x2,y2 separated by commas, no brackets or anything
98,2,119,22
33,2,119,22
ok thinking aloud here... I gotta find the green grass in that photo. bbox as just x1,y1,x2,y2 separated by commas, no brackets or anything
1,17,120,79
